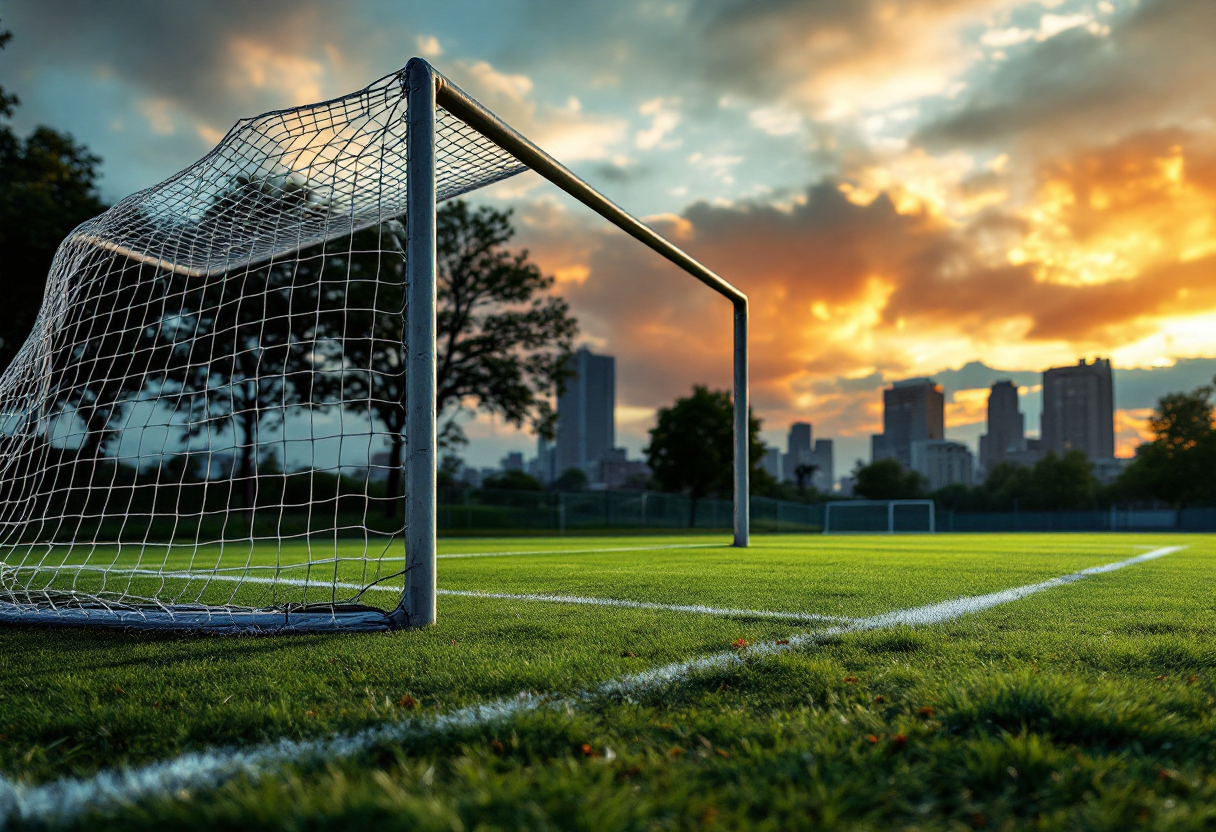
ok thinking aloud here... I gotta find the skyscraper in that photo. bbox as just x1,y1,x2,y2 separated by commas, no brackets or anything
979,380,1025,473
782,422,813,482
556,347,616,475
1041,358,1115,460
810,439,834,492
872,378,945,467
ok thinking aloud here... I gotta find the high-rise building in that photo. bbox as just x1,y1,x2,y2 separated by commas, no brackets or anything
810,439,834,492
1041,358,1115,460
910,440,974,491
500,451,524,473
761,447,782,481
872,378,945,467
979,381,1026,473
556,347,616,476
782,422,813,483
531,435,558,484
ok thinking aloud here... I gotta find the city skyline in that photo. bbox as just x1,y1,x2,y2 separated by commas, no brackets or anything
5,1,1216,472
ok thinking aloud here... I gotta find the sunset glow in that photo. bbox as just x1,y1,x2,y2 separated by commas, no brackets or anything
5,0,1213,464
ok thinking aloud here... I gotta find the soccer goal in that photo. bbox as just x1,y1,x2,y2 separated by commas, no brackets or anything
823,500,936,534
0,59,748,633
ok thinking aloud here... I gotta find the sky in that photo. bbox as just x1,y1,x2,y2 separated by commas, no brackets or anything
5,0,1216,474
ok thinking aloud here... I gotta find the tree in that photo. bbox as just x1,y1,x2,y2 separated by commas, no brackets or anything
554,467,589,492
644,385,765,527
852,458,925,500
333,201,578,516
0,28,107,373
1116,383,1216,507
165,258,314,510
149,171,334,511
793,462,817,493
1028,450,1098,511
482,469,544,491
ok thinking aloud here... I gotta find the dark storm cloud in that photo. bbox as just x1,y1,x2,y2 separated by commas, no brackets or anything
6,0,342,118
915,0,1216,152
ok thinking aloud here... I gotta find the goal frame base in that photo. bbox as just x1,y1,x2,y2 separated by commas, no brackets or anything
0,602,395,634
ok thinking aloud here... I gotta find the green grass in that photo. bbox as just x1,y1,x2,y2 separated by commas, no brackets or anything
1,533,1214,829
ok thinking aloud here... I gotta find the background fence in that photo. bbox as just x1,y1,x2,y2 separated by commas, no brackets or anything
437,488,1216,535
438,489,824,534
944,507,1216,533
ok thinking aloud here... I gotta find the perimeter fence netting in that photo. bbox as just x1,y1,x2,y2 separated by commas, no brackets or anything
0,68,525,631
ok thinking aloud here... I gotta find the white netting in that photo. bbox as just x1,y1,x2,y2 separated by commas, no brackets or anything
0,67,526,631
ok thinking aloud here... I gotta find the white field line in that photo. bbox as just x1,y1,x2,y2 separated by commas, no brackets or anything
434,589,851,624
12,565,851,625
0,545,1183,826
438,542,722,560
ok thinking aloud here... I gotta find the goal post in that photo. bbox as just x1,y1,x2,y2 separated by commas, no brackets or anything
823,500,936,534
0,57,748,633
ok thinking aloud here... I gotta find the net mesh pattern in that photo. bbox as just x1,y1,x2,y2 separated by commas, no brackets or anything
0,67,526,631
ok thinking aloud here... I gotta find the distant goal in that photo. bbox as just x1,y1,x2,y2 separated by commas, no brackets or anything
823,500,936,534
0,59,748,633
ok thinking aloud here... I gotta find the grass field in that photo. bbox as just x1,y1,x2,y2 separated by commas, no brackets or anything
0,532,1213,829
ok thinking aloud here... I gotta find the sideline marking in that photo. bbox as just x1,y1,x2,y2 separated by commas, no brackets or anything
0,546,1183,825
436,589,851,624
9,565,845,624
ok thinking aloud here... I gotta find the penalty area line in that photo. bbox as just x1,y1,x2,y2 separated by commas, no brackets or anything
0,545,1183,826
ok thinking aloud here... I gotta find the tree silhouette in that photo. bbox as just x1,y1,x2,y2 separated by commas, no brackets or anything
793,462,817,493
645,385,765,527
330,201,577,517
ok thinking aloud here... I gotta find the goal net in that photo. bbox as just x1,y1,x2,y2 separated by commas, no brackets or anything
823,500,936,534
0,60,749,632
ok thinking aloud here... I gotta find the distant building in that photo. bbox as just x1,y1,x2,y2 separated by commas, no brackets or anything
500,451,524,473
596,448,651,490
979,380,1028,473
838,476,857,497
1041,358,1115,461
529,436,558,484
761,446,782,481
910,440,974,491
810,439,834,492
1006,438,1045,469
556,347,616,478
873,378,945,467
782,422,813,483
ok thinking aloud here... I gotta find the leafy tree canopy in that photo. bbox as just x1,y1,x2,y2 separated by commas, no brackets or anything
645,385,767,525
482,469,544,491
1115,382,1216,507
852,458,925,500
554,467,589,492
0,27,107,373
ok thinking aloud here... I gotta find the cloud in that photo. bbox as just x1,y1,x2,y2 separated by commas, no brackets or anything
442,61,629,163
748,104,802,137
635,98,680,150
514,164,1216,445
415,34,444,59
916,0,1216,154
